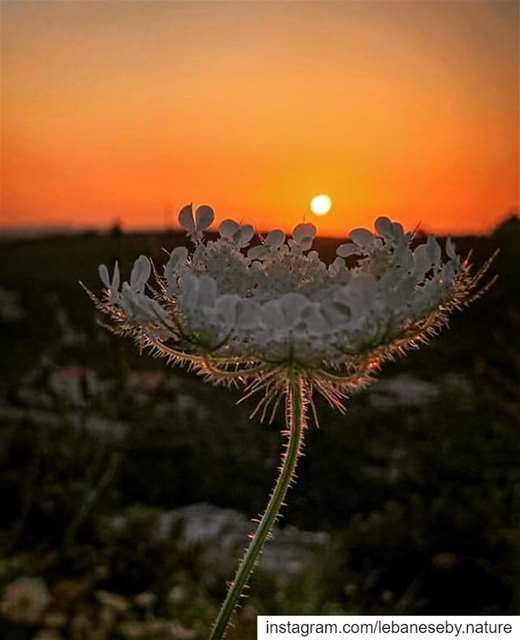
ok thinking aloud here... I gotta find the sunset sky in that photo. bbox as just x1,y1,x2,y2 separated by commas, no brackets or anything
1,0,518,236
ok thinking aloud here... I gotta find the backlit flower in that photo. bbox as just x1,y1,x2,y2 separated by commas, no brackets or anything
83,204,494,422
83,204,495,638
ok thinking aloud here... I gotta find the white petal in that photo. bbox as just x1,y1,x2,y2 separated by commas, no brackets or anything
350,228,374,247
165,246,188,273
440,261,457,287
178,204,195,233
413,236,441,276
329,256,345,274
426,236,441,266
164,248,187,293
374,216,394,238
219,219,240,239
237,224,254,246
298,238,314,251
293,223,316,244
391,221,405,239
112,261,120,291
195,205,214,231
150,298,168,321
336,243,360,258
130,255,151,292
98,264,110,287
119,284,135,317
135,295,168,322
265,229,285,248
413,243,430,276
446,237,457,260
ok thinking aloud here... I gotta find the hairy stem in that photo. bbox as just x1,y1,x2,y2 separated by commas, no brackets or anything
208,375,307,640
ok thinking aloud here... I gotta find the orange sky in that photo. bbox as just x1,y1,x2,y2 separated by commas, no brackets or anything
1,0,518,236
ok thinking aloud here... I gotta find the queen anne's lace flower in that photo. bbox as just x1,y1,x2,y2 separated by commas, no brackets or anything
82,204,495,638
85,204,494,421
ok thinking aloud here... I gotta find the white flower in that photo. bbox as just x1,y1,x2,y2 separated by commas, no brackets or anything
83,204,495,639
178,203,215,242
84,205,495,420
0,576,51,624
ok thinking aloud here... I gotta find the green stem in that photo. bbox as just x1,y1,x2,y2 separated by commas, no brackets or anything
208,375,306,640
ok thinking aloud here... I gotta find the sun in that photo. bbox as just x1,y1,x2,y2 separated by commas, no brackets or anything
310,194,332,216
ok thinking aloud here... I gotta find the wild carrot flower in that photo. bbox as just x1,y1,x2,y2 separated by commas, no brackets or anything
83,204,494,638
0,577,51,624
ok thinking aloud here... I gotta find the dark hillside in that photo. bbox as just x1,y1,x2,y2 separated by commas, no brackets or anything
0,217,519,634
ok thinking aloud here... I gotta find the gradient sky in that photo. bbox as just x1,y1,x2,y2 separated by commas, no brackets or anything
1,0,518,236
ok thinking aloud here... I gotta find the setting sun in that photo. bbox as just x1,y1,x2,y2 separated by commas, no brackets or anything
310,194,332,216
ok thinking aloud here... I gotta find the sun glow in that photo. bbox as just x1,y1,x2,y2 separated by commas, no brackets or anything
1,1,516,235
310,194,332,216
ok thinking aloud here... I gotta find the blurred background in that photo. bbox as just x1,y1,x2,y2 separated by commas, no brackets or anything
1,1,519,639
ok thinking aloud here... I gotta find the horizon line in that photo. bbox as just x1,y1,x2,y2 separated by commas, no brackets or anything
1,213,519,241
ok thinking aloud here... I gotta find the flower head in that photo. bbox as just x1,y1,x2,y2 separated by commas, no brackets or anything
83,204,495,422
0,576,51,624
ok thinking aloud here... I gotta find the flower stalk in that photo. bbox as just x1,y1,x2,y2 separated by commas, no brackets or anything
209,374,307,639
